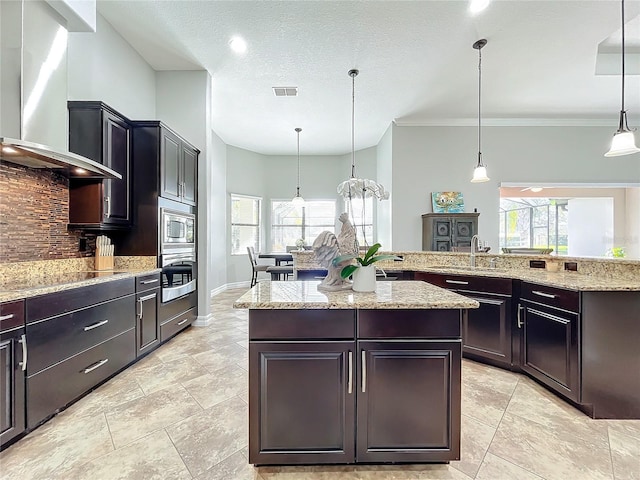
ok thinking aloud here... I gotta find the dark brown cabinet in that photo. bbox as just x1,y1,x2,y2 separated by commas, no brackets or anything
25,278,136,428
68,102,132,229
422,213,479,251
416,272,513,368
160,127,198,206
357,340,461,463
248,308,462,465
0,301,26,449
519,282,580,403
135,273,161,357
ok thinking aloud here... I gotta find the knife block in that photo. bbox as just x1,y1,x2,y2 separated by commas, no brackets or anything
94,248,114,271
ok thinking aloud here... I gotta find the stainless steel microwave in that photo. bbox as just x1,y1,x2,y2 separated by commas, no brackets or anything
161,209,195,252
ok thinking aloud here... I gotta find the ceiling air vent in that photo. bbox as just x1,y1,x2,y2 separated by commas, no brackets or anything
273,86,298,97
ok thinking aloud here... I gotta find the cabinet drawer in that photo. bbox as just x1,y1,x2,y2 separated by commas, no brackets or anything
521,282,579,313
416,272,512,295
136,273,161,292
27,278,135,323
358,309,461,339
160,307,196,342
158,291,197,323
0,300,25,332
27,328,135,428
249,309,355,340
27,295,135,375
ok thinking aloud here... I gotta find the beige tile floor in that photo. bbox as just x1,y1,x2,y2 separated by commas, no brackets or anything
1,287,639,480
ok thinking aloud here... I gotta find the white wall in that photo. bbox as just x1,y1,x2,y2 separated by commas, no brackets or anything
67,14,156,119
626,188,640,259
376,123,393,247
392,125,640,252
568,198,614,257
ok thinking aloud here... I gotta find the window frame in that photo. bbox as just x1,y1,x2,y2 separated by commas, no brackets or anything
230,193,262,256
270,199,337,251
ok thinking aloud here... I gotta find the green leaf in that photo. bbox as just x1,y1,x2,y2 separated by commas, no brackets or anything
362,243,381,264
340,264,359,279
332,254,356,266
368,254,401,265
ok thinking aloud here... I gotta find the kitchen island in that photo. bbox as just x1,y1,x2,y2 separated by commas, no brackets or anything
234,280,478,466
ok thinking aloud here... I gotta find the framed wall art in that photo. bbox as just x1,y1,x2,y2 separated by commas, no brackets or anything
431,191,465,213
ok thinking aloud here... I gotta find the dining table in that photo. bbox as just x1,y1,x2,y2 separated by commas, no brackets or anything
257,252,294,266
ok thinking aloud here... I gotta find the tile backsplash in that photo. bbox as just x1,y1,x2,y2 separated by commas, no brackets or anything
0,163,90,263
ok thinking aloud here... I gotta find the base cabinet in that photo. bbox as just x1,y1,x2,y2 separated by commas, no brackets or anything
357,341,460,463
0,301,26,449
248,308,462,465
135,273,161,357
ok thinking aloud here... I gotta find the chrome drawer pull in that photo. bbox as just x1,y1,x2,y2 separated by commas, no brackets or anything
84,319,109,331
446,279,469,285
18,334,27,371
0,314,15,321
517,305,524,328
532,290,556,299
361,350,367,393
83,358,109,374
139,293,157,302
347,351,353,394
177,318,189,326
140,279,159,285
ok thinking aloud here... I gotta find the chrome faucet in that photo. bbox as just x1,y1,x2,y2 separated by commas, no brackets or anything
470,235,479,267
490,257,498,269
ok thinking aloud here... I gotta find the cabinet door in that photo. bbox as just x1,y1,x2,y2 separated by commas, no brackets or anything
249,341,355,465
521,302,580,402
0,328,26,447
136,289,160,356
452,218,476,247
102,112,131,225
463,293,512,367
160,129,182,202
432,218,453,251
357,340,461,463
181,144,198,206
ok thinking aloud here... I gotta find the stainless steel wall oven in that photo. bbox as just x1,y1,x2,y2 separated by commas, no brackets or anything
160,208,196,303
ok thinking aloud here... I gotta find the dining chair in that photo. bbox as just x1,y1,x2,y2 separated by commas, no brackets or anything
247,246,270,287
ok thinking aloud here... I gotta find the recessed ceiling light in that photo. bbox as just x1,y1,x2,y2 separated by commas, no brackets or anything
530,187,543,193
229,36,247,54
469,0,491,14
74,168,87,174
2,146,17,154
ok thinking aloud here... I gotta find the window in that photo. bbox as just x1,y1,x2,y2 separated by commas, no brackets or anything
345,197,374,246
271,200,336,251
231,194,261,255
499,198,568,255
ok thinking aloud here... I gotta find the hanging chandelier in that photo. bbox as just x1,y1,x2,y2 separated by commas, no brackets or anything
471,39,490,183
291,127,305,205
337,69,390,201
605,0,640,157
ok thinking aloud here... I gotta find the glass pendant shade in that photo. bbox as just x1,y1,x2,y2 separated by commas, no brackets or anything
291,193,305,206
471,161,490,183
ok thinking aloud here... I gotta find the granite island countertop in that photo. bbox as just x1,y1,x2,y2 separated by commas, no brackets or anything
234,280,479,310
0,268,161,303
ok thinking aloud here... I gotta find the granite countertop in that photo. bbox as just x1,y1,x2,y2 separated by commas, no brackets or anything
0,268,161,303
234,280,479,310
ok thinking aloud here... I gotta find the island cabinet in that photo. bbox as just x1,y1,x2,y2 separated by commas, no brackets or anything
0,300,26,449
248,307,463,465
25,278,136,428
68,101,132,229
416,272,514,369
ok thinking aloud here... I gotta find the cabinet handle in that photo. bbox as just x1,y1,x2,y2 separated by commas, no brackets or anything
104,196,111,218
137,292,157,319
18,334,27,372
517,304,524,328
532,290,556,299
84,319,109,331
530,308,571,325
140,279,159,285
0,313,15,321
446,279,469,285
347,351,353,394
83,358,109,374
361,350,367,393
177,318,189,326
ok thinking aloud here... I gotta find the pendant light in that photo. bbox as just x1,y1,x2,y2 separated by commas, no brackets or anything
291,127,305,205
471,39,490,183
337,69,389,201
605,0,640,157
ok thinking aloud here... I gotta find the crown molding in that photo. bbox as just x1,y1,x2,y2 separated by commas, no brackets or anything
393,118,617,127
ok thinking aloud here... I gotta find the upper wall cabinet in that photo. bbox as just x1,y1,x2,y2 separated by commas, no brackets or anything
68,102,132,229
160,127,198,206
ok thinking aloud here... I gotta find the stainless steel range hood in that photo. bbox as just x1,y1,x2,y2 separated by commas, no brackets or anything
0,0,121,180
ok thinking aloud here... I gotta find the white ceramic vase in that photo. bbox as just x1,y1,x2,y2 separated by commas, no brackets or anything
352,265,376,292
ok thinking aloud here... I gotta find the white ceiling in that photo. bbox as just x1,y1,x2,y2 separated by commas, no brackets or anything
97,0,640,156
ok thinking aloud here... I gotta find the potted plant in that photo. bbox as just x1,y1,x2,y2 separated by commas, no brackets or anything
333,243,399,292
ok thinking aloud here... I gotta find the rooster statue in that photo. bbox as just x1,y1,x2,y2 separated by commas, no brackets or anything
313,213,359,291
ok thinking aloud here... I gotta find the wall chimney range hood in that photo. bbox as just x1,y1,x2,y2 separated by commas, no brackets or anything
0,0,120,180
